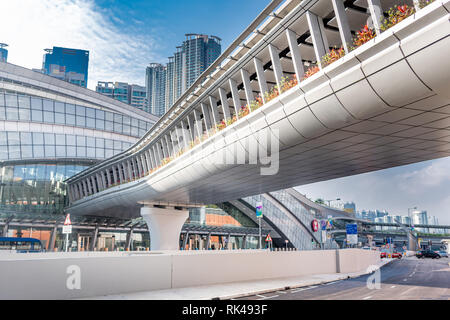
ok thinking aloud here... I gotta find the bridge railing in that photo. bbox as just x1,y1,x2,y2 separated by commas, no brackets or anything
66,0,443,204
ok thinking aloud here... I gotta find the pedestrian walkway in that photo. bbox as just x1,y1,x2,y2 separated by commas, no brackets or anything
84,258,393,300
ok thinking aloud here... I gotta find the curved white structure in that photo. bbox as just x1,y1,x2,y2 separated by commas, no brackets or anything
67,0,450,219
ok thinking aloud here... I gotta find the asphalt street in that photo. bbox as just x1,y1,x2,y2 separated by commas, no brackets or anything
237,256,450,300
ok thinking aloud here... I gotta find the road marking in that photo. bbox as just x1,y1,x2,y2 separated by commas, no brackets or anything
362,296,372,300
276,291,287,294
403,279,408,282
256,294,266,298
291,285,318,293
391,286,396,288
324,281,340,286
257,294,279,300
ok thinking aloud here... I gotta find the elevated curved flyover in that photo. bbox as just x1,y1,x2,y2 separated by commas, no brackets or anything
67,0,450,219
64,0,450,250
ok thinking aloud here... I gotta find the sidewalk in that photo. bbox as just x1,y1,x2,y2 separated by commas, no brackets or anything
85,258,393,300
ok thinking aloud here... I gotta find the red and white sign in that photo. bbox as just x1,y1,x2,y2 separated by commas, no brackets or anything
64,214,72,225
265,234,272,242
63,214,72,234
311,219,319,232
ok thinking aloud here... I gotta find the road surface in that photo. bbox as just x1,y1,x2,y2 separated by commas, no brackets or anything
237,257,450,300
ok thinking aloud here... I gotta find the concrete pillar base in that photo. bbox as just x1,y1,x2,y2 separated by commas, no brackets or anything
141,206,188,251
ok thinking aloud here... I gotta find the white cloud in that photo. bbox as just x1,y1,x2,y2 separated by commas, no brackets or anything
396,158,450,193
0,0,165,89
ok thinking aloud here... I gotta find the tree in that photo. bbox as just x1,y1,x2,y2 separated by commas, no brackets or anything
315,198,325,205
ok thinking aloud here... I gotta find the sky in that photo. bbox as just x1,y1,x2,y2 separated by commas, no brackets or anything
0,0,272,90
1,0,449,224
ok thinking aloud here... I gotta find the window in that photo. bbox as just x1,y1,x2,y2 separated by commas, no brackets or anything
43,99,53,111
31,97,42,110
76,105,86,116
18,96,30,108
43,111,54,123
76,136,86,146
45,145,55,157
86,137,95,148
31,109,43,122
33,145,44,157
76,116,85,126
21,145,33,158
86,108,95,118
20,132,32,144
55,112,65,124
56,145,66,157
54,101,64,112
66,114,75,125
96,118,105,130
76,146,86,157
5,94,18,107
55,134,65,145
44,133,55,145
65,103,75,114
6,107,19,120
7,132,20,145
18,108,31,121
96,138,104,148
66,135,76,146
33,132,44,144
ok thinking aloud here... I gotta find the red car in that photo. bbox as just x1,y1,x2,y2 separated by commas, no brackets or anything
380,252,402,259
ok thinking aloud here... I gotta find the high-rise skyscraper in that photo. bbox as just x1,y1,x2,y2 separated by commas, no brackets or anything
42,46,89,87
146,34,221,117
146,63,167,117
0,43,8,63
182,34,221,90
96,81,147,112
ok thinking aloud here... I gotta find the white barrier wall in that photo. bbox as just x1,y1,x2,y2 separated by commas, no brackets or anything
0,249,379,299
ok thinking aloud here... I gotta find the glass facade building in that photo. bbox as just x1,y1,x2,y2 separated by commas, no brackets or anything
146,34,222,117
96,82,147,112
0,61,159,219
42,46,89,88
145,63,167,117
0,44,7,63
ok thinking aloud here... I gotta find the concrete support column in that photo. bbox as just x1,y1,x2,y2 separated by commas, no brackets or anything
240,69,254,107
171,130,180,154
125,228,134,251
96,173,103,191
208,96,220,126
182,232,190,250
206,233,211,250
229,78,241,119
112,165,118,184
218,88,231,122
180,120,189,149
187,114,196,141
149,148,157,168
145,151,153,171
242,234,247,249
201,103,213,133
331,0,353,53
48,224,58,251
135,156,143,177
193,110,204,138
141,206,189,251
268,44,284,88
67,185,74,203
154,143,163,164
140,154,148,174
86,178,93,195
286,29,304,80
126,160,133,180
164,135,173,158
254,57,269,102
367,0,383,35
226,233,231,250
106,168,113,186
82,180,89,196
90,176,98,193
306,11,330,66
90,226,99,251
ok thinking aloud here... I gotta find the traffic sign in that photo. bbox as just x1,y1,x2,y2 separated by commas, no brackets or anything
64,214,72,225
62,225,72,234
265,234,272,242
346,223,357,235
311,219,319,232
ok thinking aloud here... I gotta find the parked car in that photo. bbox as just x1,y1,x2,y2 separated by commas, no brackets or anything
436,250,448,258
416,250,441,259
380,251,402,259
